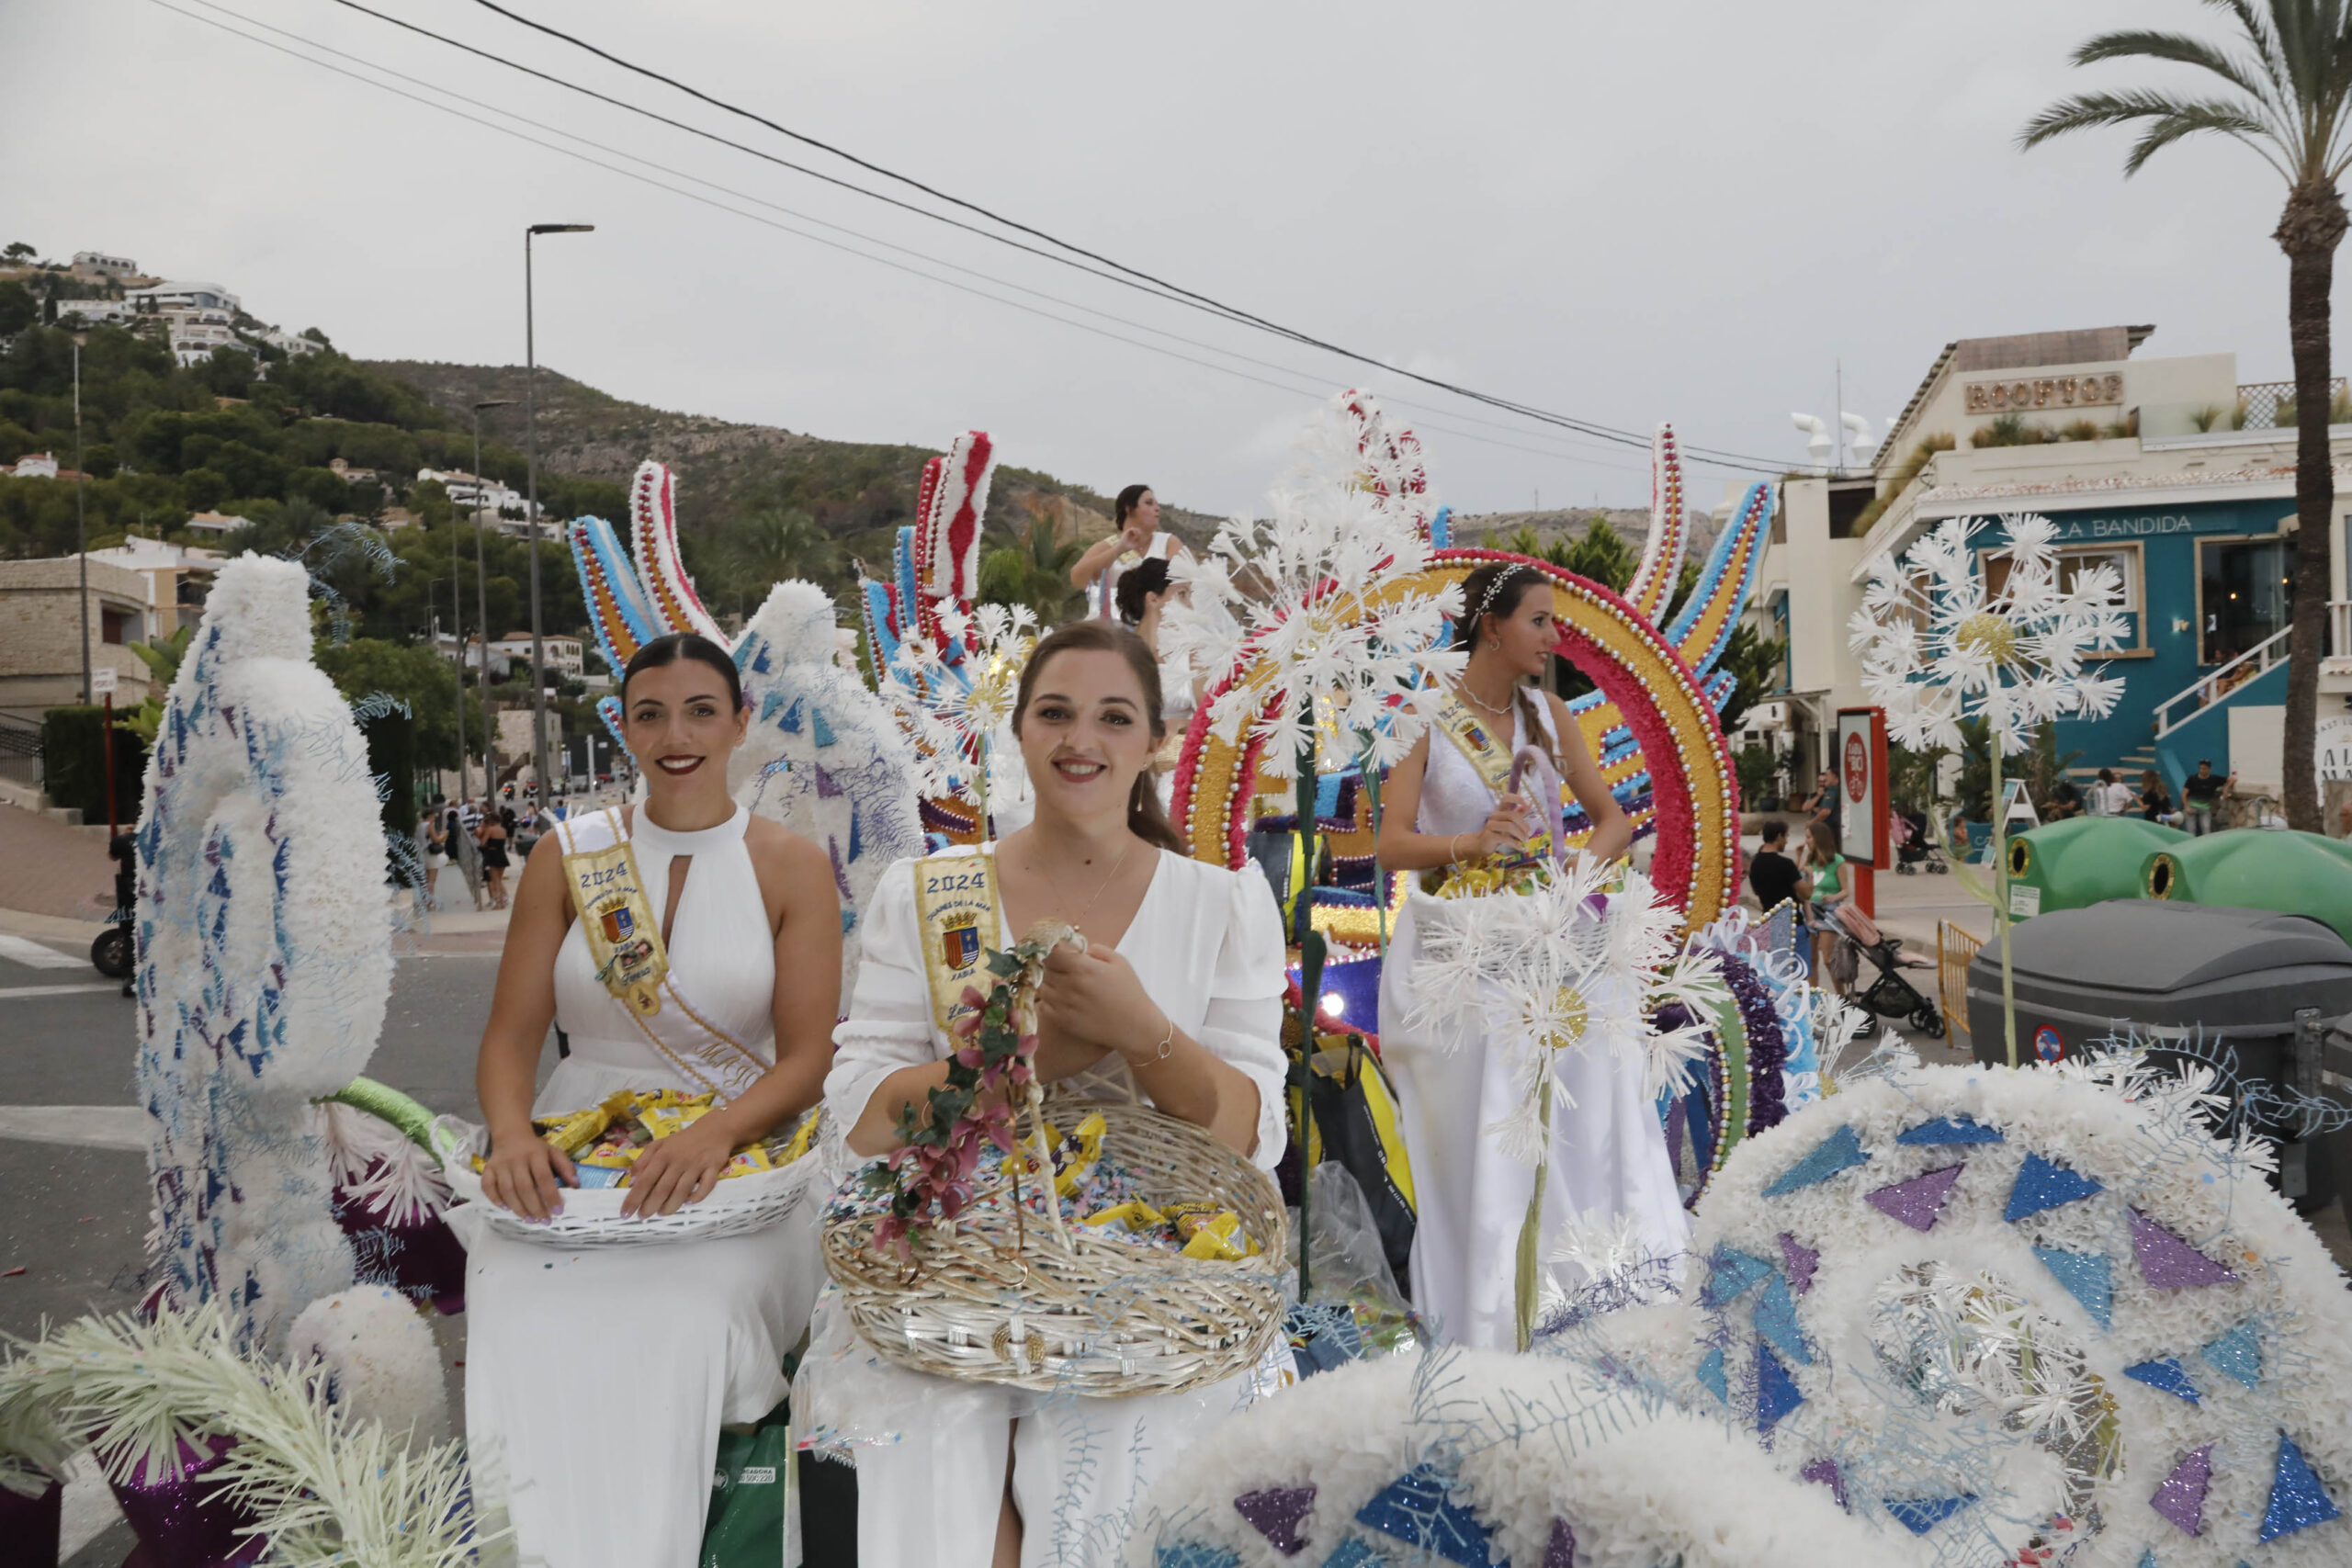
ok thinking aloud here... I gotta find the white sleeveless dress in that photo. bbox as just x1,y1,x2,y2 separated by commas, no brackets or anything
455,806,822,1568
1375,699,1690,1349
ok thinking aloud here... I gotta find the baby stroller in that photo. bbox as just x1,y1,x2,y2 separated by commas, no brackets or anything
1826,903,1943,1037
1891,808,1946,875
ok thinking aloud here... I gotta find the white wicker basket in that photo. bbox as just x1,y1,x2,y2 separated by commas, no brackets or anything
821,1092,1290,1397
431,1113,817,1248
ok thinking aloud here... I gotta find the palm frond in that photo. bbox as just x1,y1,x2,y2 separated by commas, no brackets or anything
2020,88,2287,177
2074,28,2275,105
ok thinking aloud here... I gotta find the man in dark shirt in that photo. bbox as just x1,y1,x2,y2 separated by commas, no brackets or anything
1749,820,1809,912
2182,760,2233,835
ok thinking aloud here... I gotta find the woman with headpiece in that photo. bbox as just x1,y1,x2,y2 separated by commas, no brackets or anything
799,618,1287,1567
1071,483,1184,622
455,632,843,1567
1114,553,1202,810
1373,558,1685,1348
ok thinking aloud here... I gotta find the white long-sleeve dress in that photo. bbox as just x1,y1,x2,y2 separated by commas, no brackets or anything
1375,701,1690,1349
452,806,822,1568
797,844,1287,1568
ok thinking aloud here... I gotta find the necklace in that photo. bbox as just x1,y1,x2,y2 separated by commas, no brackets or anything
1459,675,1517,720
1034,833,1140,936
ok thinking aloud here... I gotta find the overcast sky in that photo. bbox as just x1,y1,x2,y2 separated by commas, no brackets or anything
4,0,2340,518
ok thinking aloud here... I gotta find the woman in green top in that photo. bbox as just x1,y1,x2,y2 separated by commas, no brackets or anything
1798,819,1849,992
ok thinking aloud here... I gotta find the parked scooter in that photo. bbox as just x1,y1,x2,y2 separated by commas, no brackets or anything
91,833,134,994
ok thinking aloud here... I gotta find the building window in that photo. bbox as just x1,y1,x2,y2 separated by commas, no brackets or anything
1976,538,2151,655
2199,536,2289,665
101,608,132,645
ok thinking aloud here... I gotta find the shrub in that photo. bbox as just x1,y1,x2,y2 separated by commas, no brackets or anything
2060,418,2102,442
40,705,146,825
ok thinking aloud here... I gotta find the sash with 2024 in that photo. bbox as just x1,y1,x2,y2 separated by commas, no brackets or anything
914,849,1002,1040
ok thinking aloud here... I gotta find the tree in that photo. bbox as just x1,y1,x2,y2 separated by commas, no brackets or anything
978,513,1082,625
314,637,488,773
722,502,837,610
1716,621,1789,733
3,243,34,264
2021,1,2352,832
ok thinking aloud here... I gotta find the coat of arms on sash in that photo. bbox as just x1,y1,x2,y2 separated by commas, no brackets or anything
942,913,982,971
1432,689,1516,799
914,851,1001,1039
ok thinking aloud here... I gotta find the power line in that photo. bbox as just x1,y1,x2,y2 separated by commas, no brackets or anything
309,0,1798,474
153,0,1685,482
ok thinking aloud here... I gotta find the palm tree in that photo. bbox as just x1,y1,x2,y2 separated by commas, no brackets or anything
726,504,835,610
2021,2,2352,832
978,513,1083,625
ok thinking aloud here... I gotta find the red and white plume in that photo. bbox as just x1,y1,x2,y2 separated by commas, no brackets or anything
630,460,727,646
917,431,996,604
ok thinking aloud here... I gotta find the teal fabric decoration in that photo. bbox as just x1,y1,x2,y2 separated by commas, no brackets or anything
1157,1546,1241,1568
1883,1495,1973,1535
2134,1551,2158,1568
2124,1358,2201,1404
1696,1344,1728,1404
2005,1154,2104,1223
1896,1115,2004,1145
2259,1432,2342,1542
1319,1543,1385,1568
2033,1247,2113,1328
2199,1323,2262,1390
1752,1273,1813,1367
810,705,837,747
1762,1124,1870,1197
1702,1246,1775,1308
1756,1341,1804,1433
1353,1465,1493,1568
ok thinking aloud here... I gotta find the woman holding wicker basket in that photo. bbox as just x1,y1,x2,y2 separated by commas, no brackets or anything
800,619,1288,1568
455,633,844,1568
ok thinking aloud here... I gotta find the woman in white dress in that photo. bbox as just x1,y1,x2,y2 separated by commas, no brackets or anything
1071,483,1184,621
803,618,1287,1568
1374,559,1687,1349
459,632,843,1568
1114,554,1201,811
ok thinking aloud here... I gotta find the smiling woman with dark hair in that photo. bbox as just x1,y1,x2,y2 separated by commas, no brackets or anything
1072,483,1185,620
458,630,845,1568
799,618,1286,1567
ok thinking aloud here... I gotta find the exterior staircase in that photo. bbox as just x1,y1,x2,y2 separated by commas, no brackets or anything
2149,623,2293,795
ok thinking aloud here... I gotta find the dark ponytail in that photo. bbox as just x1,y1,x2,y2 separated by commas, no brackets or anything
1114,484,1153,530
1011,620,1186,853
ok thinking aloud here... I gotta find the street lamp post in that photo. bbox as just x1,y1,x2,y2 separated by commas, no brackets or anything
468,398,514,806
524,222,593,810
74,339,89,705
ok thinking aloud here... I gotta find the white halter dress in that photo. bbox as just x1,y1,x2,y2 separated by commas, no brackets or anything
454,806,822,1568
1375,700,1690,1349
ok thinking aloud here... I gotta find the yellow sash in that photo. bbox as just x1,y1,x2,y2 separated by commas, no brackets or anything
1432,689,1516,799
560,812,669,1015
554,808,771,1103
912,848,1002,1040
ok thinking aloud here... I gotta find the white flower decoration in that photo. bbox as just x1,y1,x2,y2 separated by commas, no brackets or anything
1849,513,2130,757
882,602,1037,806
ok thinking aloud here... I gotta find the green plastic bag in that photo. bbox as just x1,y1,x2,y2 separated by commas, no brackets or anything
701,1407,791,1568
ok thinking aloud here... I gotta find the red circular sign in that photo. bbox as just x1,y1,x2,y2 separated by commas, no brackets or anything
1844,730,1868,802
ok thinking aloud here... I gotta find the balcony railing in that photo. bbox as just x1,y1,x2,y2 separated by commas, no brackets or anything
2330,601,2352,675
2153,623,2293,739
2235,379,2350,431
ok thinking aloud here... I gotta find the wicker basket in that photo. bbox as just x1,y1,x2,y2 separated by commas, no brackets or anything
821,1090,1290,1397
431,1113,819,1248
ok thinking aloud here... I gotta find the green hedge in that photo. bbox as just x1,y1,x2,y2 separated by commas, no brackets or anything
40,705,146,827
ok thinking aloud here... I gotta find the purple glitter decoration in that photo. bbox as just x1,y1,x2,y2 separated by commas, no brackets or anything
1777,1232,1818,1294
1720,954,1787,1134
1544,1517,1577,1567
1234,1486,1317,1555
2260,1431,2342,1541
1865,1163,1965,1232
1800,1458,1849,1511
107,1435,268,1568
2150,1443,2212,1536
2130,1209,2239,1289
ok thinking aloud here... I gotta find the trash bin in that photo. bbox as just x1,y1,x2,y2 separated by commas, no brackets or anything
1965,900,2352,1210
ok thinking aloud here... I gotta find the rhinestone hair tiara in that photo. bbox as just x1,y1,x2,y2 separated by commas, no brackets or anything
1471,563,1531,626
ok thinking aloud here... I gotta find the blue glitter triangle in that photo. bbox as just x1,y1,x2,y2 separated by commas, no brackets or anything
1702,1246,1775,1307
2200,1323,2262,1390
2259,1432,2342,1542
1353,1465,1493,1567
1156,1546,1240,1568
1762,1124,1871,1197
1756,1340,1804,1433
1897,1115,2006,1146
811,705,838,748
2134,1551,2156,1568
2033,1247,2113,1328
1883,1495,1973,1535
2124,1358,2201,1404
2005,1154,2105,1223
1696,1344,1728,1404
1318,1543,1385,1568
1753,1273,1814,1367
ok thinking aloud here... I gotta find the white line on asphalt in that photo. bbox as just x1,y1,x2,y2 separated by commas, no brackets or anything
0,932,83,969
0,1105,147,1149
0,982,121,998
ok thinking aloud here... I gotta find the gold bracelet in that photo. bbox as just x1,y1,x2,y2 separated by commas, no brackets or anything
1148,1012,1175,1062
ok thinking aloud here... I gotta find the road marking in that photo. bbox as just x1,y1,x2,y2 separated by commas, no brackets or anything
0,982,121,998
0,1105,146,1149
0,932,83,969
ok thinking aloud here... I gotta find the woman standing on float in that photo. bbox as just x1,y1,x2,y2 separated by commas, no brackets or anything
1374,559,1685,1349
459,632,842,1568
1072,482,1183,620
804,619,1286,1568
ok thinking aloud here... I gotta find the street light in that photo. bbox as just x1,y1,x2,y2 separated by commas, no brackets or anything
524,222,594,809
467,397,514,807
